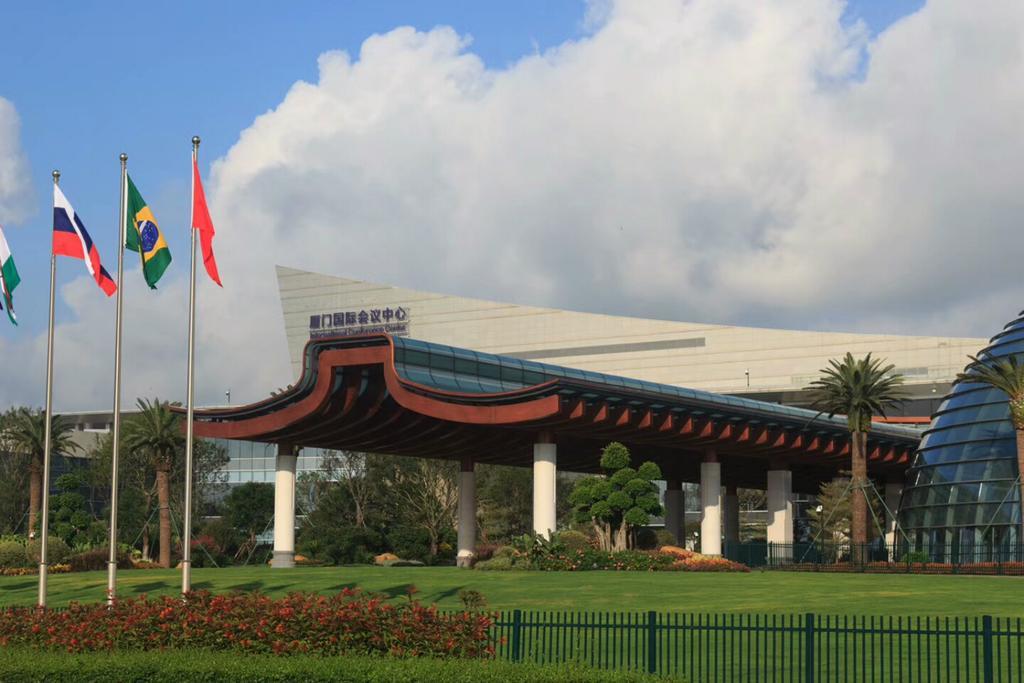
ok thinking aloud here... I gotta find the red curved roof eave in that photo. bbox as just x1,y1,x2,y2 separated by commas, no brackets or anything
187,335,564,442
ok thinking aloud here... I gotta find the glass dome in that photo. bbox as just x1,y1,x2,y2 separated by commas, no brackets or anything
898,311,1024,560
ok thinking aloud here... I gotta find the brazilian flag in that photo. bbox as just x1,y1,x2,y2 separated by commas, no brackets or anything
125,175,171,288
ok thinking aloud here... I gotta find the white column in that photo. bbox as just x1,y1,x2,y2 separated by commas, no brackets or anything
533,433,557,538
884,480,902,551
767,467,794,561
664,480,684,545
700,452,722,556
271,444,297,568
457,457,476,568
724,484,740,547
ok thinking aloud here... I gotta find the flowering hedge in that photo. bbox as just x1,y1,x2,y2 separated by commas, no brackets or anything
0,589,494,657
0,563,70,577
526,548,748,572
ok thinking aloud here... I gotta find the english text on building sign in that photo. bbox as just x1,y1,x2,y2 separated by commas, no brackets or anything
308,306,410,339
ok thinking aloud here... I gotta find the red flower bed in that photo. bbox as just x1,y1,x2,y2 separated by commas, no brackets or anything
0,589,494,657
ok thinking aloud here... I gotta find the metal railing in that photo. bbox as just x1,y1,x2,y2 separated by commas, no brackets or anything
721,542,1024,575
487,610,1024,682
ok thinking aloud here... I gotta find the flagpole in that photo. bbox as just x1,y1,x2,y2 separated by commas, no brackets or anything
182,136,200,596
38,170,60,608
107,153,128,605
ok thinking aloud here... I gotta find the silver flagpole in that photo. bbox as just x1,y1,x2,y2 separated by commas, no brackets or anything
38,170,60,608
107,154,128,605
182,136,199,596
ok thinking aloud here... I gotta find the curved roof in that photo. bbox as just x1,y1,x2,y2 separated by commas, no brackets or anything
191,334,919,488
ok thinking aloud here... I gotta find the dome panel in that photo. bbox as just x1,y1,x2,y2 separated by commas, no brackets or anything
898,311,1024,557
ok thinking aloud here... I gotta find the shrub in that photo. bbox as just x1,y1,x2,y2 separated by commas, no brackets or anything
474,555,515,571
458,589,487,609
382,559,425,567
486,546,750,573
199,518,242,556
635,528,658,550
386,525,434,563
654,529,677,547
1,563,71,576
473,543,499,562
0,540,27,569
0,589,494,658
554,530,592,552
674,555,748,572
25,537,71,565
493,545,516,559
318,527,386,565
67,548,133,573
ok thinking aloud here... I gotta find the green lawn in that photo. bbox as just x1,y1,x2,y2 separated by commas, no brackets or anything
1,566,1021,616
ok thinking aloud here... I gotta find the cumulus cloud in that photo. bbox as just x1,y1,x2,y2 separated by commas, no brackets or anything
0,97,33,225
10,0,1024,410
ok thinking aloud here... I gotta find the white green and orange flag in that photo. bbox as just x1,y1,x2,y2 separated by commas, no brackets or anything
0,225,20,325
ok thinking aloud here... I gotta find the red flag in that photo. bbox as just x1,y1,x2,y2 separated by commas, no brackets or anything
192,159,222,286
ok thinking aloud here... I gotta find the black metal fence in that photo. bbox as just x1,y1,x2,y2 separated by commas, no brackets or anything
489,610,1024,682
723,542,1024,575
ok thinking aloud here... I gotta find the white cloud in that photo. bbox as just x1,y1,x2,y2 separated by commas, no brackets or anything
10,0,1024,410
0,97,33,225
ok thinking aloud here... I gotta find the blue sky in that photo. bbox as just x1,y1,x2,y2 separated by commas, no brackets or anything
0,1,590,332
0,0,923,341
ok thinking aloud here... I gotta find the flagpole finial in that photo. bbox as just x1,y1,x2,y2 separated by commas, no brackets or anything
52,170,60,184
119,153,127,163
192,135,201,147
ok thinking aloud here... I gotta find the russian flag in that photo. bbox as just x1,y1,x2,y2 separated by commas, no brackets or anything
53,185,117,297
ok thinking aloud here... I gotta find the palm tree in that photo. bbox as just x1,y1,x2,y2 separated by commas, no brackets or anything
808,353,905,558
123,398,184,568
956,354,1024,538
5,408,80,538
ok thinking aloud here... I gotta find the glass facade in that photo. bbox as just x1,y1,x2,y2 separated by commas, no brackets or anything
898,312,1024,557
214,439,335,485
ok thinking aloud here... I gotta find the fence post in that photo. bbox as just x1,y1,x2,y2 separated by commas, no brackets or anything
983,615,994,683
511,609,522,663
804,612,815,683
647,610,658,674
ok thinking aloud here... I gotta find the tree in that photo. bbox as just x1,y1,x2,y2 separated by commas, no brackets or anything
569,442,663,551
807,477,853,546
808,353,905,559
315,450,373,527
223,482,274,560
379,457,458,557
477,465,532,542
123,398,184,567
88,431,156,561
49,472,105,548
0,409,30,535
5,408,80,538
957,353,1024,537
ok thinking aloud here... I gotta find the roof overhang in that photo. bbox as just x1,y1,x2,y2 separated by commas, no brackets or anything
187,334,920,490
